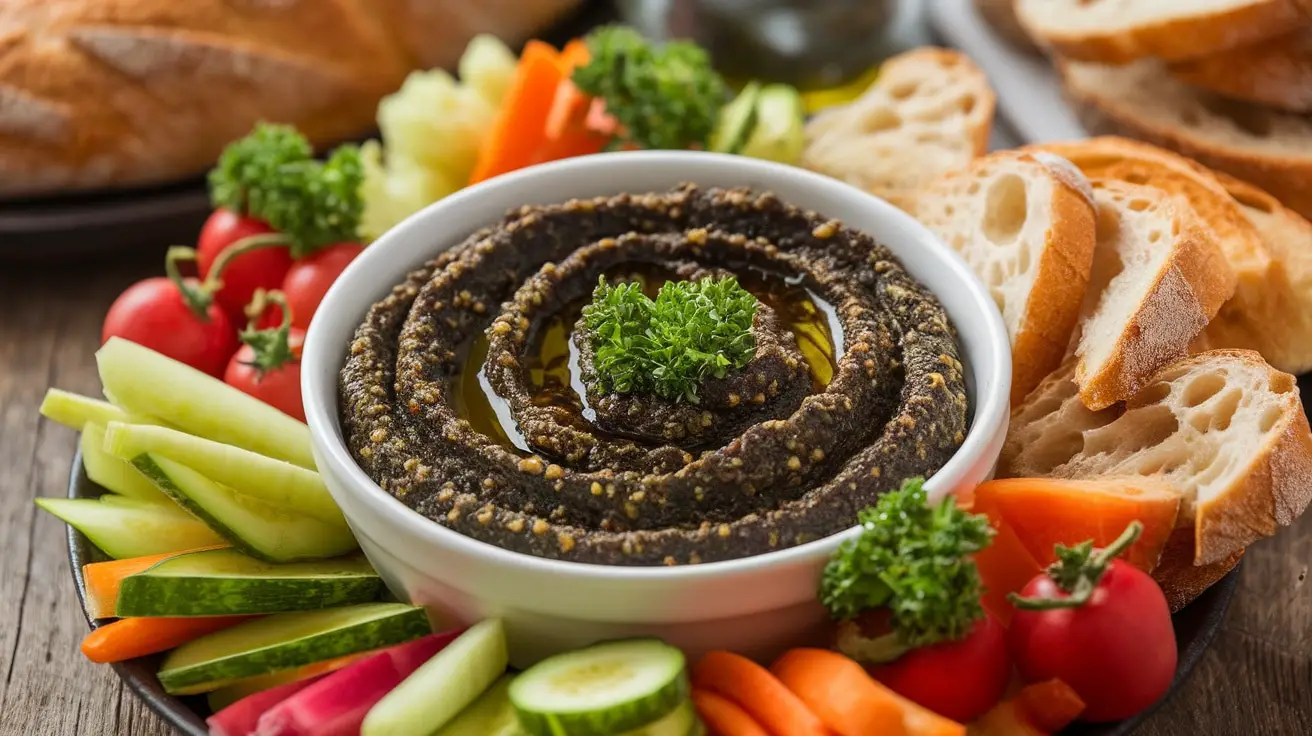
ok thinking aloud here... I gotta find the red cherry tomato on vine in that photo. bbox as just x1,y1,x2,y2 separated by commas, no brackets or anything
224,328,305,421
1009,557,1176,723
867,610,1011,722
197,209,293,323
280,243,364,331
102,278,238,377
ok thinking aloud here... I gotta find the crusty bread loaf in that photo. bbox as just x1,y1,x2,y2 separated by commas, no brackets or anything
1152,527,1244,612
1170,29,1312,114
1073,181,1235,410
802,48,995,210
1059,59,1312,221
1014,0,1303,63
914,151,1097,405
973,0,1041,56
1003,350,1312,565
1195,173,1312,374
0,0,578,198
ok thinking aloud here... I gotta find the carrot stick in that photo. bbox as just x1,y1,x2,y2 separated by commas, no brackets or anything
771,649,965,736
469,40,565,185
83,546,226,619
970,505,1043,627
692,689,772,736
537,40,608,164
1013,680,1086,732
691,651,829,736
81,616,253,664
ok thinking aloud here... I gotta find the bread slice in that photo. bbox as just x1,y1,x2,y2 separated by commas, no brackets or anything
1195,173,1312,374
1059,59,1312,221
1152,527,1244,612
802,48,995,210
913,151,1097,405
1014,0,1303,63
1170,29,1312,114
1073,181,1235,410
1003,350,1312,565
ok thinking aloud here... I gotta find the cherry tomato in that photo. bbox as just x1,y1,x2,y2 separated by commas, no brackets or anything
1009,558,1177,722
197,209,293,323
280,243,364,331
103,278,238,377
868,611,1011,722
224,329,305,421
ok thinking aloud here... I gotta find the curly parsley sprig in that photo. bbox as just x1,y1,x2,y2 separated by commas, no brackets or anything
821,478,995,651
584,275,757,403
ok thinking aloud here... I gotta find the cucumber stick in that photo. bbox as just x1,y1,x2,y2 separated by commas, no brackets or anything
131,454,356,563
41,389,159,431
738,84,805,165
35,498,224,559
362,618,509,736
116,548,379,617
709,81,761,155
435,675,520,736
510,639,689,736
96,337,315,469
81,422,170,504
623,700,700,736
158,602,432,694
104,422,344,526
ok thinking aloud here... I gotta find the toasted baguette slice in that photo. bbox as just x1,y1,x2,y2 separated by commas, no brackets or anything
1059,59,1312,221
1170,29,1312,114
1152,527,1244,612
1194,174,1312,374
1014,0,1302,63
1074,181,1235,410
914,151,1097,405
802,48,995,210
1003,350,1312,565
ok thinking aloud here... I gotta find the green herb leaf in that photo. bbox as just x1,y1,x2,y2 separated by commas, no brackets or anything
208,123,364,257
583,275,757,402
571,25,728,151
820,478,995,650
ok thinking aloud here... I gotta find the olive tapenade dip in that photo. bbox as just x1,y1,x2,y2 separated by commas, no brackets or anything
340,185,969,566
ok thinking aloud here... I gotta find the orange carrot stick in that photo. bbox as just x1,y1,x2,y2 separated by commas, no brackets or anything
469,40,565,185
771,649,965,736
691,651,829,736
692,689,772,736
83,546,226,619
1013,680,1086,732
81,616,253,664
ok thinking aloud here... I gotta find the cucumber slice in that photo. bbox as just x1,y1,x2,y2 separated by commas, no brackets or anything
435,675,520,736
739,84,806,165
623,700,700,736
35,498,225,560
116,548,379,617
510,639,689,736
362,618,509,736
130,454,357,563
104,422,344,526
158,602,432,695
41,389,158,431
81,422,170,504
710,81,761,155
96,338,315,469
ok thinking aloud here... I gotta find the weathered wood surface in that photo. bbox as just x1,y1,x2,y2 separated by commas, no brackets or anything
1,255,1308,735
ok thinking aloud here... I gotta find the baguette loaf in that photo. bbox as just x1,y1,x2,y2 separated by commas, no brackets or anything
802,48,995,210
0,0,578,198
1073,181,1235,410
1015,0,1303,63
1170,29,1312,114
914,151,1097,405
1059,59,1312,221
1003,350,1312,566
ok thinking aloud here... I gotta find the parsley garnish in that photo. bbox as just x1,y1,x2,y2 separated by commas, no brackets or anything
821,478,995,649
584,276,757,403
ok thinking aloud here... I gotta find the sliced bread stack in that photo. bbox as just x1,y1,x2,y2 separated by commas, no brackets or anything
1015,0,1312,221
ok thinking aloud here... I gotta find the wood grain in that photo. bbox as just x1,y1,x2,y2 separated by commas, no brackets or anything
0,254,1309,735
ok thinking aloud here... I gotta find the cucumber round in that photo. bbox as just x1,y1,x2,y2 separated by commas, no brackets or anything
510,639,688,736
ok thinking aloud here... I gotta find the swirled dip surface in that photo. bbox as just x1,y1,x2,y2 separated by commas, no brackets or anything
340,185,969,565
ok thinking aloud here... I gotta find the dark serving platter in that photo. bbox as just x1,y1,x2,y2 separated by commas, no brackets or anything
64,450,1240,736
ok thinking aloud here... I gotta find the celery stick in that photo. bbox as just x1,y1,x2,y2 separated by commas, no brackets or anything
81,422,171,504
96,338,315,469
103,422,346,527
40,388,160,431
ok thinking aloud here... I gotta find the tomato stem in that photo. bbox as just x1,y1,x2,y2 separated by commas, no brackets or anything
1007,521,1143,611
201,233,291,295
237,290,297,377
164,246,215,321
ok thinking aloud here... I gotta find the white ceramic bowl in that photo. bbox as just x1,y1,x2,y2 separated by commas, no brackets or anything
302,151,1011,667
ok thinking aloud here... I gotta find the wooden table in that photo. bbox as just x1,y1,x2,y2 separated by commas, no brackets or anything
1,253,1309,735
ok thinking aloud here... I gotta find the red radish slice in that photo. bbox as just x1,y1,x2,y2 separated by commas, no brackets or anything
207,675,327,736
253,629,464,736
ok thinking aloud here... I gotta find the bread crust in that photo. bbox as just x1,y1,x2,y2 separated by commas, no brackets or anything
1170,29,1312,114
1152,527,1243,612
1015,0,1303,63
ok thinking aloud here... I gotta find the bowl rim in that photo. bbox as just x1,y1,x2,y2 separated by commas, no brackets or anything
302,150,1012,582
